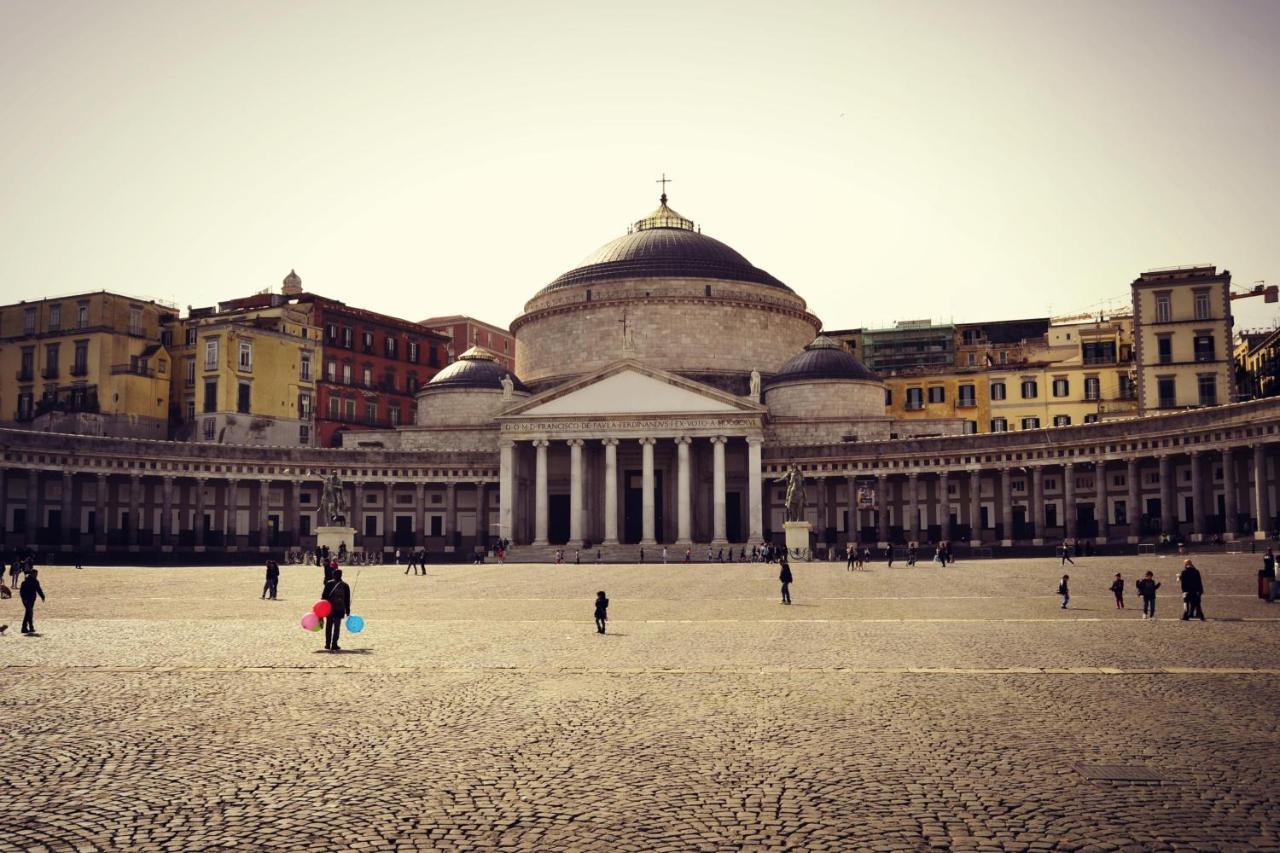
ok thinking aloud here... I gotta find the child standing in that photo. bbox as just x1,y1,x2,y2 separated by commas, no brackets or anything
1136,571,1161,619
1058,574,1070,609
594,591,609,634
1109,573,1125,609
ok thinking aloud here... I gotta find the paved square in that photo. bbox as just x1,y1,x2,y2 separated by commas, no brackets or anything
2,552,1279,851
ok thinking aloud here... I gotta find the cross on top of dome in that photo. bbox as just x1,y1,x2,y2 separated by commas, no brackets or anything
631,174,696,233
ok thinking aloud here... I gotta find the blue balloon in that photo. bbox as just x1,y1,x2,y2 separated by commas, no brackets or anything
345,614,365,633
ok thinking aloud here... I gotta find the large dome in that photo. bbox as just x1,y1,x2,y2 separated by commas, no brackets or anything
427,347,529,392
538,197,790,294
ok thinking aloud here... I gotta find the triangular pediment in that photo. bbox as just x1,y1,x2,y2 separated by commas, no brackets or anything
499,361,763,418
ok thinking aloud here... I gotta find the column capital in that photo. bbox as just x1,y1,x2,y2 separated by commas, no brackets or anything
746,436,763,447
638,437,657,447
532,439,550,449
708,435,728,446
499,438,516,449
674,436,692,446
600,438,619,447
566,438,585,448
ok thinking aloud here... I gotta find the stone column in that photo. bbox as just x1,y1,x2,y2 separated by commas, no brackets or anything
641,437,657,545
876,475,889,543
27,472,41,544
936,472,948,540
258,480,270,550
1063,464,1076,540
415,482,427,546
353,481,366,544
906,473,919,542
1000,468,1013,545
709,436,727,544
384,483,396,554
533,440,549,545
96,474,108,549
1127,457,1141,542
476,482,489,547
969,469,982,545
846,475,858,542
675,437,692,544
444,482,457,552
281,481,295,545
602,439,619,545
747,438,764,545
1158,455,1174,535
1190,451,1206,538
225,479,239,545
194,478,207,548
1096,463,1109,542
1031,466,1045,544
498,440,514,543
1253,443,1270,539
568,439,584,545
160,477,174,547
127,475,141,548
61,472,75,548
1223,448,1238,540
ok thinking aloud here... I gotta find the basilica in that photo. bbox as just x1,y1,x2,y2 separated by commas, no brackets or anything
2,194,1278,560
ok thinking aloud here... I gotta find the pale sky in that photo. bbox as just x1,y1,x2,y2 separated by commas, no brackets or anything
2,0,1278,334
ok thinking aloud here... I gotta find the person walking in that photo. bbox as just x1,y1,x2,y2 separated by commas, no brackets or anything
19,568,45,635
779,557,793,605
1136,571,1161,619
1264,547,1276,603
263,559,279,600
1058,574,1070,609
685,548,691,563
321,568,352,652
662,546,668,564
907,544,917,567
1060,541,1075,566
846,544,855,572
1179,559,1205,621
1109,573,1125,609
594,590,609,634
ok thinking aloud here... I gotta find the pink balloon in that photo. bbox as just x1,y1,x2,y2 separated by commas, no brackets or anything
301,612,320,631
312,600,332,618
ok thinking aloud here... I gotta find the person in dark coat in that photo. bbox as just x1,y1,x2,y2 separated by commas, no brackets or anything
594,590,609,634
1109,573,1125,609
19,568,45,635
779,557,793,605
321,569,352,651
1178,560,1205,621
263,560,280,600
1136,571,1161,619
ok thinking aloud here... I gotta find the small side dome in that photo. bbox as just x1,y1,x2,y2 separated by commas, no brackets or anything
766,335,879,385
427,346,529,392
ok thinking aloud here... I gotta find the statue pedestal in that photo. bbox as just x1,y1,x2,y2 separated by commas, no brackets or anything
783,521,812,557
316,526,356,555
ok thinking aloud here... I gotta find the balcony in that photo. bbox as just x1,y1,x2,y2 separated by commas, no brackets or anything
904,401,925,411
956,398,977,409
41,367,60,380
1082,355,1116,366
16,369,33,382
70,363,89,377
110,363,155,378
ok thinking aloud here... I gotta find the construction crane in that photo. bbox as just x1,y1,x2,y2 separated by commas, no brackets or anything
1231,281,1278,303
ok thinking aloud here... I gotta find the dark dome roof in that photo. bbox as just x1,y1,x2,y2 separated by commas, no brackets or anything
427,347,529,392
767,335,880,385
539,197,790,294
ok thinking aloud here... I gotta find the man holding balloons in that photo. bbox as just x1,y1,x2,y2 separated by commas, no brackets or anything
320,568,352,652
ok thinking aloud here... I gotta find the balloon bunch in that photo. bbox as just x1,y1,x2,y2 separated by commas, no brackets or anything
299,599,364,633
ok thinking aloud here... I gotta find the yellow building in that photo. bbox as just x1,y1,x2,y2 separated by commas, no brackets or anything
0,292,173,438
883,372,988,434
166,292,320,445
1131,266,1234,413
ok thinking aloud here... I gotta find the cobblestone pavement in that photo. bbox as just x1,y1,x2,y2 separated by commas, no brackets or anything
2,553,1278,851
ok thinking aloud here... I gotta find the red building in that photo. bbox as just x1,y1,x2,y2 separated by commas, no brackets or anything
420,314,515,372
304,295,450,447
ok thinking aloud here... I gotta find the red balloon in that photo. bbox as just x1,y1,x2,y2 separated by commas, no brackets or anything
312,600,332,618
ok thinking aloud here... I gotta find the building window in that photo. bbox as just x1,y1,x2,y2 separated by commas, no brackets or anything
1084,376,1100,401
326,359,336,382
990,381,1006,401
1082,341,1116,365
1114,500,1127,526
1084,413,1099,424
1021,416,1041,430
362,330,374,353
72,341,89,376
237,381,251,413
43,343,60,378
203,380,218,413
428,347,439,367
1197,374,1217,406
328,396,340,419
389,405,401,426
238,340,253,371
927,386,945,404
1157,376,1176,409
884,388,892,406
23,307,36,334
1053,415,1071,427
408,341,419,363
362,366,373,388
365,402,377,424
16,392,33,421
48,304,61,331
963,420,977,434
1193,290,1211,320
1020,379,1038,399
966,353,976,366
905,387,924,410
958,384,975,407
185,399,195,422
19,347,34,381
1119,372,1135,399
407,373,418,393
128,306,143,335
999,351,1008,364
1052,378,1069,398
202,418,216,440
299,392,312,419
990,417,1008,432
385,337,398,359
77,301,89,329
300,353,312,381
1155,293,1172,323
185,327,197,345
344,398,355,420
204,339,219,370
342,363,352,385
1156,336,1172,365
1193,334,1215,362
342,327,353,348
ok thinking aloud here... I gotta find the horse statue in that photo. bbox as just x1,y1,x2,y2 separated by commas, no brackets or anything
320,472,348,526
775,464,807,523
